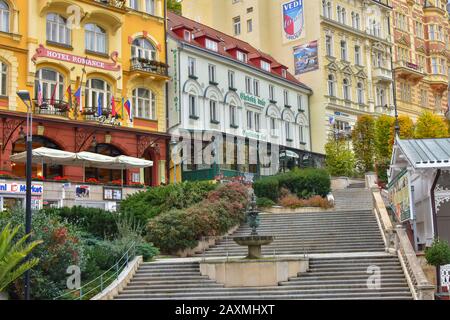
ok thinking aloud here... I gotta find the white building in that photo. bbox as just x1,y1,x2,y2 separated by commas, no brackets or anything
167,12,322,181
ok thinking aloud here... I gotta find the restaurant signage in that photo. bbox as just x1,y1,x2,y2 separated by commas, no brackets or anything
32,44,121,71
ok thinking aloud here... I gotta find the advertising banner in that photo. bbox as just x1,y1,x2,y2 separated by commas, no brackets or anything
293,40,319,75
388,169,412,222
282,0,305,43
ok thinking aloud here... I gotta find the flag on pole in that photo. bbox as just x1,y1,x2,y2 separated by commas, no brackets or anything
97,94,103,116
111,95,117,117
74,87,82,112
124,99,132,122
50,83,57,105
66,85,72,109
37,83,44,106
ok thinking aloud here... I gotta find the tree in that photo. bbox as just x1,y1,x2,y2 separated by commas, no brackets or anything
352,115,375,174
388,115,414,148
0,223,42,293
415,111,449,139
167,0,182,14
375,115,395,162
325,137,356,177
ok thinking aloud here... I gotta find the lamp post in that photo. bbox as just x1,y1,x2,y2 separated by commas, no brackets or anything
169,138,177,184
16,90,33,300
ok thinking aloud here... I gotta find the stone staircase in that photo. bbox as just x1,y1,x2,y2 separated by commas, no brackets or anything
114,187,414,300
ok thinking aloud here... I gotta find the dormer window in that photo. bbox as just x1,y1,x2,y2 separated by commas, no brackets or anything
205,38,218,52
184,30,191,41
237,51,248,62
281,69,287,78
261,60,271,72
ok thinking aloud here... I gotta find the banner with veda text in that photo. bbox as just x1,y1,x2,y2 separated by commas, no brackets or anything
281,0,305,43
293,40,319,75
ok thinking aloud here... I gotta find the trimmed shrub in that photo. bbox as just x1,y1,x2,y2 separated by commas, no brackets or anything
256,197,275,208
279,194,332,209
253,176,279,202
146,183,249,254
425,239,450,267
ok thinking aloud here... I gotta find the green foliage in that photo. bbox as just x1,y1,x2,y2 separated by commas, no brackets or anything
167,0,182,14
415,111,449,139
425,239,450,267
325,138,356,177
256,197,276,208
147,183,249,253
120,181,217,226
375,115,395,162
45,206,118,239
253,177,279,202
0,223,42,292
352,115,375,174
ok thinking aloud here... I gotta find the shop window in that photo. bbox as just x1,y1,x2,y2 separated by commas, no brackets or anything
12,136,63,179
132,87,156,120
46,13,71,46
85,144,123,183
131,38,156,61
85,23,107,54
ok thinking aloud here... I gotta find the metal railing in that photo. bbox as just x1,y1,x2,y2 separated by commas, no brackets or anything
130,57,169,77
33,99,71,118
93,0,127,10
54,242,136,300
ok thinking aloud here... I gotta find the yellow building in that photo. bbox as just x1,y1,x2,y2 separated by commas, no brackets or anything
0,0,170,187
182,0,395,154
391,0,449,120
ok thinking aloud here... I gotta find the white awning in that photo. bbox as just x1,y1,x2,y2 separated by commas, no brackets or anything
114,155,153,169
280,150,300,159
76,151,116,169
10,147,77,165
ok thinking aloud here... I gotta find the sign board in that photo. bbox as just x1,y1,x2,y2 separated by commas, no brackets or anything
0,182,43,195
293,40,319,75
240,92,266,108
388,169,413,222
103,187,123,201
32,44,121,71
282,0,305,43
75,185,90,199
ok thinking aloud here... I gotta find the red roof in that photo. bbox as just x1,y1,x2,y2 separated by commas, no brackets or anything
167,12,310,90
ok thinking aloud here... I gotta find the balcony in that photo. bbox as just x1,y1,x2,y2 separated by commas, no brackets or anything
81,106,121,126
130,57,169,79
394,60,424,82
33,99,71,119
93,0,127,10
424,74,449,94
373,67,393,83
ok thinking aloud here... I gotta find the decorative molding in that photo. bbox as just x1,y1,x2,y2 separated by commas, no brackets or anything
75,127,96,152
137,135,160,158
1,118,25,152
435,184,450,212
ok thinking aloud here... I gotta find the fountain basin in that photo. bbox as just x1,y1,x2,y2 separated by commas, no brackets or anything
233,235,274,259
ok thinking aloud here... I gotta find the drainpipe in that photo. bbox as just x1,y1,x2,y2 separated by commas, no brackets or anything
164,0,170,183
430,169,442,292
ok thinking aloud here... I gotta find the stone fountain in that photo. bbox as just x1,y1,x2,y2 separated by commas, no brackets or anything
233,193,274,259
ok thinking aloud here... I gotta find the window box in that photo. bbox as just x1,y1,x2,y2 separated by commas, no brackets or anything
189,74,198,80
285,104,292,109
229,87,237,92
230,124,239,129
269,99,277,104
210,120,220,125
46,40,73,50
298,109,305,113
300,142,307,146
209,81,219,86
286,138,293,142
189,115,199,120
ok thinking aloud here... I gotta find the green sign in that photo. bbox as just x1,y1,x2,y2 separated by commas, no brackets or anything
240,92,266,108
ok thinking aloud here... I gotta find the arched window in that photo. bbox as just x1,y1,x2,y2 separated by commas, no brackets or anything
85,144,123,183
0,60,6,96
341,8,346,24
327,74,336,97
357,82,364,104
0,0,9,33
131,38,156,60
132,88,156,120
34,68,64,106
12,136,63,179
340,40,347,60
46,13,71,45
85,78,112,115
85,24,107,54
343,78,351,100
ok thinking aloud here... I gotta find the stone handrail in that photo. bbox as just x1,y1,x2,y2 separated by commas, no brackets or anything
372,190,435,300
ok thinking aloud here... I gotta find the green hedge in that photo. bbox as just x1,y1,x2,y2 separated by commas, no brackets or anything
146,183,249,253
120,181,217,226
254,168,331,201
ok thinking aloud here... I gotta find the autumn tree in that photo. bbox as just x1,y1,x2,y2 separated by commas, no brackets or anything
352,115,375,174
167,0,182,14
325,136,355,177
374,115,395,185
415,111,449,139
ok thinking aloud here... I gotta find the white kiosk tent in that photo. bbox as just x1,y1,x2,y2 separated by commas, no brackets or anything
389,137,450,288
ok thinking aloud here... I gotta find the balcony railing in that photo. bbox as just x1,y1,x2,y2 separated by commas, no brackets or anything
373,67,393,81
130,57,169,77
93,0,127,10
33,99,71,118
395,60,424,74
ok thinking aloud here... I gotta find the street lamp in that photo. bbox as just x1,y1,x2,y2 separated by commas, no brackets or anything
169,138,178,184
16,90,33,301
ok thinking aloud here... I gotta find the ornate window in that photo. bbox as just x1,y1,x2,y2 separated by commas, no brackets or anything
85,78,112,114
230,104,237,127
132,88,156,120
188,94,197,118
46,13,71,45
0,61,6,96
210,99,218,123
85,24,107,54
131,38,156,60
343,78,351,100
340,40,347,61
34,68,64,104
0,0,9,33
357,82,364,104
327,74,336,97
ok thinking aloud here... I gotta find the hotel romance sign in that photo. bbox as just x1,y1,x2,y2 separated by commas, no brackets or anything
240,92,266,108
32,44,121,71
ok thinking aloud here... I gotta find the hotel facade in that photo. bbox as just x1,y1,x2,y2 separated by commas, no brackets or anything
0,0,170,210
182,0,398,154
167,12,322,182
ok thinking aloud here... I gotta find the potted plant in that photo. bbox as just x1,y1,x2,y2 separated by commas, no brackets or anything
425,239,450,299
86,177,99,184
52,176,69,183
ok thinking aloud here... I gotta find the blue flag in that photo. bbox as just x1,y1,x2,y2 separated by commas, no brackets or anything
97,94,102,116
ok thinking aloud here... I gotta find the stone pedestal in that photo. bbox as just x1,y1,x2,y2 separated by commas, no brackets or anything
233,235,274,259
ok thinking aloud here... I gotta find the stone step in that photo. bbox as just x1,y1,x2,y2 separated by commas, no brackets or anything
128,279,219,285
280,279,408,286
133,271,203,277
214,238,384,246
123,283,225,290
132,274,210,280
